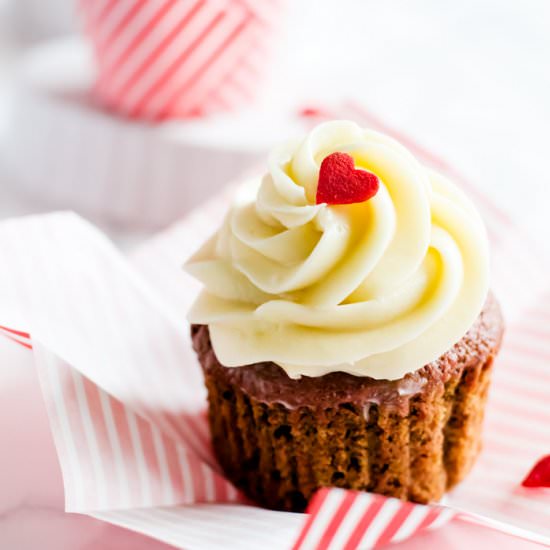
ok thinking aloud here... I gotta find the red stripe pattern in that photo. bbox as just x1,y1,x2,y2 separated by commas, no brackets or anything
0,213,241,512
33,342,239,511
292,489,454,550
80,0,278,121
0,325,32,349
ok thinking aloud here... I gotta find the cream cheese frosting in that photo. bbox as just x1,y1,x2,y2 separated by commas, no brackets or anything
185,120,490,380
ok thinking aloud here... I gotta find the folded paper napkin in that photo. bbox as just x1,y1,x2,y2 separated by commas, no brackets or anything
1,118,550,550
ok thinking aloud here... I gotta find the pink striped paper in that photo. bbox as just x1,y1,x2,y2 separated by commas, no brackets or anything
80,0,279,121
0,325,32,349
1,115,550,548
0,213,240,513
292,489,455,550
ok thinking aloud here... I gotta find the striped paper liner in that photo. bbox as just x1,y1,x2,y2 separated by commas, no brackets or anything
292,489,455,550
80,0,280,121
1,125,549,548
0,213,240,513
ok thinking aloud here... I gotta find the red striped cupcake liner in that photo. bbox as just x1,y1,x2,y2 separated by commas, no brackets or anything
80,0,282,121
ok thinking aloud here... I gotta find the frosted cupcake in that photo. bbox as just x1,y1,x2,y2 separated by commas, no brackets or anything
186,121,504,512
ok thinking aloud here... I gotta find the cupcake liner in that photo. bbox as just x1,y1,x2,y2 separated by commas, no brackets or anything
80,0,281,121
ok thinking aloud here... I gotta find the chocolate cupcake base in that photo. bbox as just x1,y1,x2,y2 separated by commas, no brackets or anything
192,296,504,512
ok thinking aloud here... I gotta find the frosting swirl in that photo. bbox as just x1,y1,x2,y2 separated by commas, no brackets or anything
185,121,489,380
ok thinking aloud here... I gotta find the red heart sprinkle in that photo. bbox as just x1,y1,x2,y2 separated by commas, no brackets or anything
316,152,379,205
522,455,550,488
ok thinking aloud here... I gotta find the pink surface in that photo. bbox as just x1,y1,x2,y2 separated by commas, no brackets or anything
0,336,543,549
0,338,170,550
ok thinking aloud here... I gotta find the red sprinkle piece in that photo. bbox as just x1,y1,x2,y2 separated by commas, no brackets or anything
299,106,330,118
316,152,379,205
522,455,550,488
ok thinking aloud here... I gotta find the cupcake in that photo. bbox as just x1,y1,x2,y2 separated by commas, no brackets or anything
185,120,504,512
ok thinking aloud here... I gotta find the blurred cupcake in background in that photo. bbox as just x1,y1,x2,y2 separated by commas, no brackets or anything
80,0,285,121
